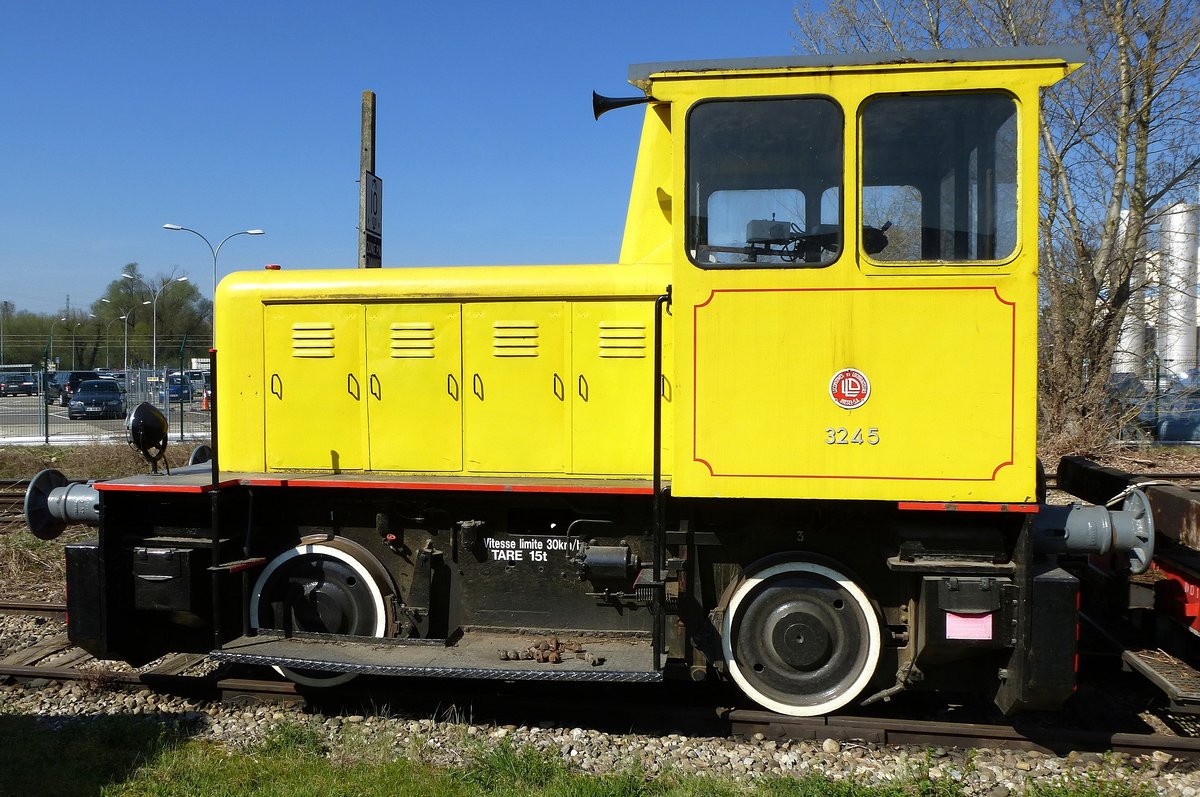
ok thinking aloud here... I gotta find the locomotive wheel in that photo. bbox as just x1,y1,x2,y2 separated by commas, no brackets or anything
250,536,396,687
722,560,881,716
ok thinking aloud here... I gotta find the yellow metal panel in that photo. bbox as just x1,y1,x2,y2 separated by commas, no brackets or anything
691,286,1020,480
619,103,674,266
658,59,1057,503
463,302,567,473
214,278,267,472
365,303,463,472
571,301,656,475
264,304,365,471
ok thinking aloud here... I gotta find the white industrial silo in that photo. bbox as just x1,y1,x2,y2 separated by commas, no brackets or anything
1156,203,1199,378
1113,209,1148,377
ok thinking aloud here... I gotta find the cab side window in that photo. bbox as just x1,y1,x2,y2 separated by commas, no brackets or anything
861,93,1018,263
687,98,843,269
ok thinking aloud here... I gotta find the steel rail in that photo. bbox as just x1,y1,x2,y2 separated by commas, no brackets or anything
722,708,1200,760
0,600,66,618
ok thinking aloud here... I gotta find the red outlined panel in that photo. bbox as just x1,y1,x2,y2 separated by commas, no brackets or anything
691,286,1018,483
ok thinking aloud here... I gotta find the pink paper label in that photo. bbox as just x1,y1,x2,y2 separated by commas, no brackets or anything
945,611,993,640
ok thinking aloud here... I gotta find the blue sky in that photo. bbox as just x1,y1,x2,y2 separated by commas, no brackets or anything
0,1,804,314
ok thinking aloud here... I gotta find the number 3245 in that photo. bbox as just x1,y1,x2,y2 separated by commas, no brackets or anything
825,427,880,445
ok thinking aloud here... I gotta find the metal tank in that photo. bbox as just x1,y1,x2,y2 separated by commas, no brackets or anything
1112,209,1148,377
1156,203,1199,378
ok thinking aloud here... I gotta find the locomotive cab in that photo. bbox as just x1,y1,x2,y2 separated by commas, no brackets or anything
35,47,1160,719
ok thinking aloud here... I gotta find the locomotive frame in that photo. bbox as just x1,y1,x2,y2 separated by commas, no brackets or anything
31,47,1156,718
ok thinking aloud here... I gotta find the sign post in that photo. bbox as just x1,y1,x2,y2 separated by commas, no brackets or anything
358,90,382,268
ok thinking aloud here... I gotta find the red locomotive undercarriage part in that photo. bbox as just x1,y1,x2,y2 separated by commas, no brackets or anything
1151,559,1200,634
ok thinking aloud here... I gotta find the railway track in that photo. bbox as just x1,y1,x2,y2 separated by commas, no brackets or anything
0,599,301,704
2,599,1198,761
0,479,28,522
724,709,1200,760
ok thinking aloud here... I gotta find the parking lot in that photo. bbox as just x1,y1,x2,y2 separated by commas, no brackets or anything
0,388,210,444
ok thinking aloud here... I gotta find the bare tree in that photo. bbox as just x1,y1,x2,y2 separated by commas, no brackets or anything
793,0,1200,456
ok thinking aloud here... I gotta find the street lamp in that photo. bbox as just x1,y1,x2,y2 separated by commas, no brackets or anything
163,224,264,344
70,321,82,369
49,317,69,368
101,299,141,374
89,313,126,369
122,273,188,374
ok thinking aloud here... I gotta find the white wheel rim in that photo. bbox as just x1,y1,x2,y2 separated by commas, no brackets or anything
721,561,881,716
251,540,390,686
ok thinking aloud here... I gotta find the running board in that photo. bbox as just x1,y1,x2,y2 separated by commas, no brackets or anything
212,630,662,683
1123,648,1200,711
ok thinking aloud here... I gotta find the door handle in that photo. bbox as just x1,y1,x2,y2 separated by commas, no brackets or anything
553,373,564,401
577,374,588,402
369,374,381,401
447,374,460,401
347,373,360,400
472,373,484,400
270,373,282,400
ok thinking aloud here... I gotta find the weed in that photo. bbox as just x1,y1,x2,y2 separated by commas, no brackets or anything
459,738,567,791
1024,771,1156,797
252,718,327,757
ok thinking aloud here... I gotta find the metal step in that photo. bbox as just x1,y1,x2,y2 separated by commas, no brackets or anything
1123,647,1200,709
212,629,662,683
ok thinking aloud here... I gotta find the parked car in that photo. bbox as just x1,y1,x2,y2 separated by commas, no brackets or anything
46,370,98,406
68,379,127,420
182,369,206,392
96,373,127,393
158,374,193,403
0,373,37,397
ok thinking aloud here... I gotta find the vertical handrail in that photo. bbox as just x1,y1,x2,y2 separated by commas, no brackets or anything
651,286,671,670
209,349,222,649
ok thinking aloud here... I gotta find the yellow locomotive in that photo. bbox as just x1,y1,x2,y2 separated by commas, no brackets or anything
28,47,1155,717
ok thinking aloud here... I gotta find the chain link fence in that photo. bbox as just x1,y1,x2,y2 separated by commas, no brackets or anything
0,369,210,444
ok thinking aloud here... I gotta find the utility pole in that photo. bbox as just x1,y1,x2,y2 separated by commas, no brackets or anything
358,90,382,268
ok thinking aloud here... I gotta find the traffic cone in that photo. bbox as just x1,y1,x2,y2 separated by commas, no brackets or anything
201,392,209,411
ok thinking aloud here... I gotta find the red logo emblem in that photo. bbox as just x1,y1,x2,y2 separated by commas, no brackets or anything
830,368,871,409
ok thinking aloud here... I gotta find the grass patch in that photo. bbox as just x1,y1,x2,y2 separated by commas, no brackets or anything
0,714,186,797
0,720,1163,797
0,442,198,481
1025,772,1156,797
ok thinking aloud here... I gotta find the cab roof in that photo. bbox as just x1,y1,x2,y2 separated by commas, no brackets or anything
628,46,1086,90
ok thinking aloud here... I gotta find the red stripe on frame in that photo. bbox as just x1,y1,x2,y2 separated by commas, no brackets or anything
898,501,1038,513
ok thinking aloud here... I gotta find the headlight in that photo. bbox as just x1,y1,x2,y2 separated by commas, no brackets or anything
69,400,82,408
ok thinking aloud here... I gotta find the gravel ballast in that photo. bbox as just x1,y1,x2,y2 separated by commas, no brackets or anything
3,614,1199,795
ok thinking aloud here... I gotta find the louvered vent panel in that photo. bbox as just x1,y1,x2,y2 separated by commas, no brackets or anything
598,323,647,358
390,322,435,358
492,321,539,357
291,322,335,358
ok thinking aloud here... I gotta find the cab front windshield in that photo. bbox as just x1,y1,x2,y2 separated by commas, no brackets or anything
687,97,842,268
685,91,1018,267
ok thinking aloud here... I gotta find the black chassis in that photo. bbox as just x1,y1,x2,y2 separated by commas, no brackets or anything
66,479,1074,713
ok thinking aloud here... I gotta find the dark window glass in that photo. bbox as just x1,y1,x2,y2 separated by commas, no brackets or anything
687,98,843,268
861,93,1017,263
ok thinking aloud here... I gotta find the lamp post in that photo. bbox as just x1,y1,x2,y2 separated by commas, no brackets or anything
122,273,188,375
163,224,264,344
69,321,82,369
100,298,142,373
50,317,68,368
89,313,126,369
